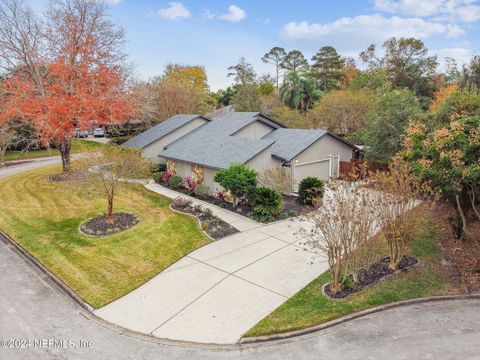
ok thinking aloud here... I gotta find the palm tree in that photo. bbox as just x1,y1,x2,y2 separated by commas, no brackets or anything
280,72,322,111
280,72,302,110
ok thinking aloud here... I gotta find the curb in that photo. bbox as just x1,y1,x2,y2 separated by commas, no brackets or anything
240,293,480,344
1,226,479,349
0,229,94,312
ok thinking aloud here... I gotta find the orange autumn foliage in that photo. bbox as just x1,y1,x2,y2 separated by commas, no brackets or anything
430,84,459,113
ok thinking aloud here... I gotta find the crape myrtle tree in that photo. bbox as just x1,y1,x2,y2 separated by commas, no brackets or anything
1,0,134,172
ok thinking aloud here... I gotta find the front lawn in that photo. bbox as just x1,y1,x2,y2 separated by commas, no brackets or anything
0,165,210,308
5,139,104,161
245,210,464,337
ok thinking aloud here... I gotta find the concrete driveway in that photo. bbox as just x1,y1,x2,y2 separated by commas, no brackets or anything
95,218,327,344
1,237,480,360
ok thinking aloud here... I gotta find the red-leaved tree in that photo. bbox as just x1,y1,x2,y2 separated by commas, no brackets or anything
1,0,133,172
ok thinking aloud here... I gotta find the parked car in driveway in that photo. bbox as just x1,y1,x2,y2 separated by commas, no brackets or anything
73,128,89,138
93,128,105,138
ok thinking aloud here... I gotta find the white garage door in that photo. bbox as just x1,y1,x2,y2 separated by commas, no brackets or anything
294,159,330,191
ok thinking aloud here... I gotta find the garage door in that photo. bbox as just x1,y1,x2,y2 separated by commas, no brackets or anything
294,159,330,190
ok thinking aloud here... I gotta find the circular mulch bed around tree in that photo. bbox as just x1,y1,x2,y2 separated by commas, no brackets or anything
79,212,140,237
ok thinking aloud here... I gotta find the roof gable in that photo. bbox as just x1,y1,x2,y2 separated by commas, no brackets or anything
263,128,358,162
123,114,209,150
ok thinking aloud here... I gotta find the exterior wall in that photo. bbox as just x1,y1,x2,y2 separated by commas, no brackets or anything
232,121,274,139
143,118,209,164
246,145,277,174
294,134,354,165
292,135,355,190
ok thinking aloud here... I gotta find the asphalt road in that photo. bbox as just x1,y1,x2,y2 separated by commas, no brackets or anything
1,158,480,360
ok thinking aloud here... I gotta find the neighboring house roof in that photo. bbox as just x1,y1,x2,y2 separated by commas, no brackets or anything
263,128,359,162
123,114,209,150
160,112,279,169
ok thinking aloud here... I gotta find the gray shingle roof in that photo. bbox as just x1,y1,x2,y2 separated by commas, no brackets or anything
263,128,328,161
160,112,275,168
123,114,206,149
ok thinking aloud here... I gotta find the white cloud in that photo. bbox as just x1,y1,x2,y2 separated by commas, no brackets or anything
374,0,480,23
218,5,246,23
158,2,191,20
281,14,464,52
201,9,216,21
434,47,474,68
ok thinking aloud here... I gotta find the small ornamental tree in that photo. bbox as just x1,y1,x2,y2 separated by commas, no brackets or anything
402,116,480,238
2,0,134,172
213,163,257,204
80,145,152,223
307,180,378,294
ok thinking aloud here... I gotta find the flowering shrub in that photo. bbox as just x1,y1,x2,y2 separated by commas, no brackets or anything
215,191,224,200
162,171,173,183
182,176,197,192
173,196,192,209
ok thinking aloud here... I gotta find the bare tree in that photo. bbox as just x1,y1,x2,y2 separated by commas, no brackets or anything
369,163,427,269
80,145,152,222
0,0,46,95
307,180,378,293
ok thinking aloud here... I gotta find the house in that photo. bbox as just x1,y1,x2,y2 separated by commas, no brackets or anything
124,112,361,192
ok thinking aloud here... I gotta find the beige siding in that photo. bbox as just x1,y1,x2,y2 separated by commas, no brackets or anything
295,135,353,164
246,145,277,174
292,135,354,190
232,121,274,139
203,167,222,192
143,118,208,164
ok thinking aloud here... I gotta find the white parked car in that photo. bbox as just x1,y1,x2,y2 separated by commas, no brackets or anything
93,128,105,138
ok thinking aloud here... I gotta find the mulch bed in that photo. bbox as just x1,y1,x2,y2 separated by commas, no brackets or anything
171,204,238,240
435,202,480,294
48,171,87,182
165,184,315,223
80,212,140,237
324,255,419,299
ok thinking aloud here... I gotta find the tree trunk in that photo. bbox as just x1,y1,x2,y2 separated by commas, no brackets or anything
59,137,72,172
468,186,480,222
455,194,469,239
0,145,6,167
107,196,114,223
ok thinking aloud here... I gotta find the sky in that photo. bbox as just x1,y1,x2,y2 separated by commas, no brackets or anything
31,0,480,90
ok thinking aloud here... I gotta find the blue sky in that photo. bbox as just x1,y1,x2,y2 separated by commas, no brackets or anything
33,0,480,90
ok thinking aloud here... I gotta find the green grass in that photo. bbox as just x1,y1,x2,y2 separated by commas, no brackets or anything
245,217,461,337
5,139,104,161
0,165,210,308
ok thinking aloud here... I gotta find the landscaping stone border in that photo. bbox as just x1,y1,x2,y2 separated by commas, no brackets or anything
78,212,141,238
1,226,479,349
169,204,238,242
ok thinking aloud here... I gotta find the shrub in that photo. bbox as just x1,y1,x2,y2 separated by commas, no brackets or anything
162,171,173,183
259,166,294,194
152,171,165,184
173,196,192,208
182,176,197,192
108,135,133,145
213,163,257,204
298,177,324,205
202,207,213,219
152,163,167,173
215,191,224,200
252,187,284,218
194,184,210,197
168,175,182,189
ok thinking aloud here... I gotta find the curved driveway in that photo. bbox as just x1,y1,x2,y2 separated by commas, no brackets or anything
1,159,480,359
1,237,480,360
